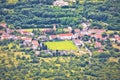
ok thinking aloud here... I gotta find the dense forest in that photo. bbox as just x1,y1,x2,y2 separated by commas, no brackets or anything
0,0,120,80
0,0,120,30
0,39,120,80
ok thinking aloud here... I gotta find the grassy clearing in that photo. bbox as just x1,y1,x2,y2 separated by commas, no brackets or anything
113,44,120,50
44,40,77,50
108,57,119,63
106,30,120,34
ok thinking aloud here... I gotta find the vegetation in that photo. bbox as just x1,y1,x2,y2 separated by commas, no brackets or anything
0,0,120,30
0,0,120,80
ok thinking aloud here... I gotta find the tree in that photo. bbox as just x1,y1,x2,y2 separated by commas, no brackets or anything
78,25,83,30
102,32,107,38
0,0,7,3
39,0,54,5
31,58,39,63
96,53,110,58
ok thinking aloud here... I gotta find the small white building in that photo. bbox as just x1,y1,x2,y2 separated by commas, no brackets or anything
53,0,69,7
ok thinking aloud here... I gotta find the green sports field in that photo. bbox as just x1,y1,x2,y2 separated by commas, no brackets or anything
44,40,77,50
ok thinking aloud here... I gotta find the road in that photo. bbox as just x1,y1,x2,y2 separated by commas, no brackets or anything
81,40,93,64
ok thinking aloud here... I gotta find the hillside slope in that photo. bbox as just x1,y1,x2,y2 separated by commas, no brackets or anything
0,0,120,30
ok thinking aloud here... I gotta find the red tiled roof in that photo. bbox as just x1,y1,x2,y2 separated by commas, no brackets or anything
50,35,57,39
89,29,105,34
59,33,73,37
32,40,39,45
95,42,101,46
116,37,120,41
98,49,103,52
91,34,102,39
0,30,4,33
78,34,84,37
17,36,22,40
74,29,80,33
1,34,12,40
114,35,119,38
0,23,7,28
22,37,32,41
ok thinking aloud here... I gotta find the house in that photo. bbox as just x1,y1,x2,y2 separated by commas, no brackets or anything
0,23,7,28
114,35,119,38
49,35,58,40
115,37,120,43
78,33,84,37
38,35,47,41
22,37,32,42
74,39,82,46
117,38,120,43
53,0,69,7
90,34,103,40
0,30,5,35
110,38,116,42
32,40,39,50
58,33,73,40
42,28,53,34
95,42,102,48
81,31,89,35
21,30,30,35
74,29,80,33
88,29,106,34
22,37,32,46
68,26,72,33
35,51,40,56
81,22,90,31
6,28,11,33
98,49,104,53
1,34,12,40
72,33,79,39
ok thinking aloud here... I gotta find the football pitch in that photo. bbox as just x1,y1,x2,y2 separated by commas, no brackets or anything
44,40,77,50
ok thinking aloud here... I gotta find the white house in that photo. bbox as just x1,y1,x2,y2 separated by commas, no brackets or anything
53,0,69,7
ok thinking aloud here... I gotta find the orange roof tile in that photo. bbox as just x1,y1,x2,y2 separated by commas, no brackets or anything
59,33,73,37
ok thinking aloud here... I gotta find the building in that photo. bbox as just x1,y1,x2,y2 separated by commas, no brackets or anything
95,42,102,48
74,29,80,33
73,39,82,46
58,33,73,40
32,40,39,50
53,24,57,31
22,37,32,43
0,23,7,28
1,34,12,40
88,29,106,34
53,0,69,7
49,35,58,40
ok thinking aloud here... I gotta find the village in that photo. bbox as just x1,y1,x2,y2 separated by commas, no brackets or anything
0,22,120,57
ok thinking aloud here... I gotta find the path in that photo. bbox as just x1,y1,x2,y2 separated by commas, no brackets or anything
81,40,93,64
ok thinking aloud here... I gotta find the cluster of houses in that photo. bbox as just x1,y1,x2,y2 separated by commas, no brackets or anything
0,22,120,55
